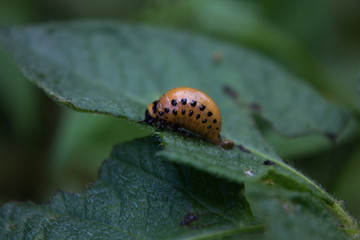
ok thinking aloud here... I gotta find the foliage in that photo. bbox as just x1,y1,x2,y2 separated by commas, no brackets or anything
0,136,352,239
0,21,359,239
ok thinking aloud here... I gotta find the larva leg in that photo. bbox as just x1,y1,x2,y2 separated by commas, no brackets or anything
168,123,190,137
181,130,191,137
156,119,166,131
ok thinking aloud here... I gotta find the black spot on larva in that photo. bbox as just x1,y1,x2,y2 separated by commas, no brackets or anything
202,119,207,124
152,101,158,113
264,160,275,166
200,105,206,111
207,125,212,129
213,119,217,123
181,109,185,115
173,109,178,116
188,110,193,117
171,99,177,106
191,100,197,107
216,127,219,130
207,111,213,116
196,114,200,119
237,145,251,154
222,85,239,100
159,111,163,116
164,108,169,113
180,213,198,226
181,98,187,105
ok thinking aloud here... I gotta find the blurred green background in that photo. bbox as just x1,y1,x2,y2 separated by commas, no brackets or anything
0,0,359,218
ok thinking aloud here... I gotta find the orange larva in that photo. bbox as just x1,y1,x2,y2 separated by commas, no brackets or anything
142,87,234,150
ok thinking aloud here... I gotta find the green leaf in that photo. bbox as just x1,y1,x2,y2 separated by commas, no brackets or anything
158,131,270,183
0,136,265,240
158,131,327,203
0,136,354,239
157,131,359,238
0,21,350,160
244,183,350,240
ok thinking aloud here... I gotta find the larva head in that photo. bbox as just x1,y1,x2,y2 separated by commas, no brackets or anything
146,101,158,119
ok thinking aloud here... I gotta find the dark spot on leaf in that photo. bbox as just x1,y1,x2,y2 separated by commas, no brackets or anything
325,132,337,142
180,213,198,226
264,160,275,166
248,102,261,113
212,51,223,64
222,85,238,100
281,201,295,213
237,145,251,154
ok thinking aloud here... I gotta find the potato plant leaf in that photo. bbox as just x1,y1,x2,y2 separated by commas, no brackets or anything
0,136,355,239
0,21,350,160
0,136,264,240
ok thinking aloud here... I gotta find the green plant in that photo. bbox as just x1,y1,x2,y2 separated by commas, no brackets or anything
0,21,358,239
